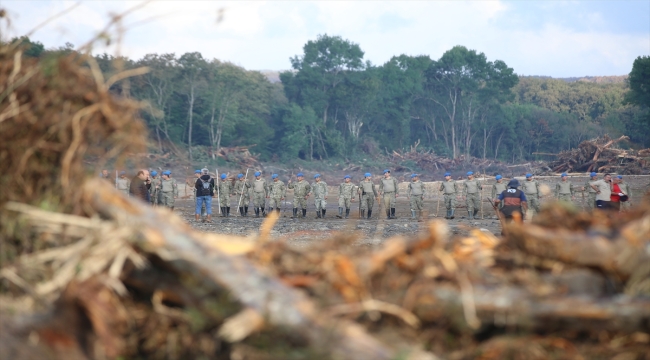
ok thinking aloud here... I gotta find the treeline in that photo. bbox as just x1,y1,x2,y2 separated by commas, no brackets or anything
13,35,650,164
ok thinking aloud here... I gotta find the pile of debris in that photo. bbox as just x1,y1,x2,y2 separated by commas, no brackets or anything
549,135,650,174
211,145,261,169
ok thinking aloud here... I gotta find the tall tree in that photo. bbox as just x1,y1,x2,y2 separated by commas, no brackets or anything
177,52,207,161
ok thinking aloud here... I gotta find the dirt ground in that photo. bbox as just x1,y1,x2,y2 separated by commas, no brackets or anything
173,175,649,248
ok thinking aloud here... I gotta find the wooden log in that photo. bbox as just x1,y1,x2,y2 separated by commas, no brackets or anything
80,179,402,360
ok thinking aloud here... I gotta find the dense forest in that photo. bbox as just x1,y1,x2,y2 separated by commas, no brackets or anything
13,35,650,165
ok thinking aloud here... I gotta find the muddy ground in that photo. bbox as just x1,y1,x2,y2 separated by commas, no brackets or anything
173,175,649,249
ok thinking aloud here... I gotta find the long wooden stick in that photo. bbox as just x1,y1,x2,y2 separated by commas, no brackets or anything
435,187,441,218
236,168,250,216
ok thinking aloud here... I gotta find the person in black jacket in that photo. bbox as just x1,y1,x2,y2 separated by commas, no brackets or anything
494,179,528,223
130,170,151,203
195,168,215,222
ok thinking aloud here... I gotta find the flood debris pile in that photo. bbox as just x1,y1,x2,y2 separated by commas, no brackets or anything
212,145,261,169
548,135,650,174
1,42,649,360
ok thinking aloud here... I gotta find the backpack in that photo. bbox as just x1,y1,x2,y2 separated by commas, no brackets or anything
200,178,212,196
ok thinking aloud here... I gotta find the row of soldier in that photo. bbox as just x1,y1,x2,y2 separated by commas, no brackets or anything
101,169,179,209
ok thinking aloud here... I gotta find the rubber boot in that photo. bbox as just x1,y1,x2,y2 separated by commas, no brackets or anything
345,209,350,219
261,207,266,217
322,209,326,218
276,208,281,215
391,208,396,219
244,206,249,217
411,210,416,219
367,210,372,219
361,210,365,219
445,209,450,219
292,208,298,218
450,209,455,219
337,207,343,218
316,211,321,219
386,209,391,220
195,214,200,222
226,207,230,217
255,208,260,218
468,210,474,220
221,207,226,217
302,209,307,218
206,214,212,223
474,209,479,219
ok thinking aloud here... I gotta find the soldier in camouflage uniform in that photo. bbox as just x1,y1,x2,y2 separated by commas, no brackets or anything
522,173,541,216
555,173,575,203
583,172,598,210
407,174,426,220
617,175,632,212
160,171,179,210
311,174,328,218
288,173,311,218
491,175,507,211
337,175,355,219
235,173,251,216
358,173,377,220
116,171,130,197
217,173,234,217
268,174,286,215
149,170,160,206
379,169,399,219
251,171,269,217
463,171,482,220
439,172,458,219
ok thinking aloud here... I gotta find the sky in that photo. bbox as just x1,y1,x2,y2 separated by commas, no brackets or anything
3,0,649,77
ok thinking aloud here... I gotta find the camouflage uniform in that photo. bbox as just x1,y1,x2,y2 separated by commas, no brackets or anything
235,179,251,216
358,179,378,219
160,177,178,209
491,181,507,210
150,176,161,206
464,178,482,219
268,180,286,211
252,179,269,211
555,180,574,203
618,181,632,211
379,176,399,219
288,180,311,218
439,180,458,219
522,179,541,213
337,181,355,218
311,180,329,217
585,178,598,210
218,179,233,216
116,177,130,197
407,180,425,219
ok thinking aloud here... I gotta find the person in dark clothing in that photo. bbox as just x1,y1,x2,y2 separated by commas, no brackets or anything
195,168,215,222
130,169,151,202
494,179,528,224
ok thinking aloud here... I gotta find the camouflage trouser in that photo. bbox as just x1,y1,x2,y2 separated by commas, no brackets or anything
120,189,129,197
586,193,596,209
410,195,424,211
269,197,282,209
150,191,157,205
557,194,572,203
621,201,631,212
293,195,307,209
338,197,352,209
360,194,374,210
219,193,230,207
314,198,327,211
526,194,540,213
253,192,266,208
382,192,396,209
466,193,480,213
443,194,456,210
236,194,250,207
161,192,175,208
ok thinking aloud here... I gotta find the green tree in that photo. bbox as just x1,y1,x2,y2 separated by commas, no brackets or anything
177,52,208,161
626,56,650,108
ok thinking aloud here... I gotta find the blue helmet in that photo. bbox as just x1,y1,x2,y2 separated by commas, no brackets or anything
254,171,261,177
151,171,158,176
220,173,227,179
466,171,474,176
383,169,390,174
272,174,278,179
561,173,567,177
314,173,321,179
195,169,201,174
590,172,597,177
297,172,304,177
237,174,244,179
444,172,451,177
364,173,372,178
525,173,532,178
617,175,623,179
344,175,351,179
120,171,126,175
495,175,502,180
411,174,418,178
163,170,171,176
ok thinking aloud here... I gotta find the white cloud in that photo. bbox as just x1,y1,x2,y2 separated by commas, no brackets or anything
2,0,647,76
